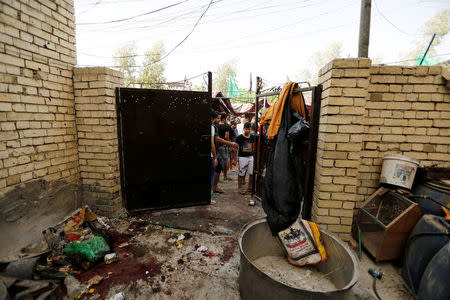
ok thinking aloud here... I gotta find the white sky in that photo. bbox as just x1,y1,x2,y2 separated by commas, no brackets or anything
74,0,450,88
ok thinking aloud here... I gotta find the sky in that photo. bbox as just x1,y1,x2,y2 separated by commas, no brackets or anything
74,0,450,89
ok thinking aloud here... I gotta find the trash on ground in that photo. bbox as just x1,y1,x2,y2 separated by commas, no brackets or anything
63,236,110,262
87,274,103,285
110,292,125,300
196,246,208,252
104,253,118,264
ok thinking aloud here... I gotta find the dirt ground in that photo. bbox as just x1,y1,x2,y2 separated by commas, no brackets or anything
70,168,411,300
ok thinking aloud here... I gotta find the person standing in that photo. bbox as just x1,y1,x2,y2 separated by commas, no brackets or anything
236,122,255,195
211,111,238,194
217,113,232,181
236,117,246,135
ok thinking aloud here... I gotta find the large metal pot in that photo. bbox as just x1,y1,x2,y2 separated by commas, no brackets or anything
239,218,359,299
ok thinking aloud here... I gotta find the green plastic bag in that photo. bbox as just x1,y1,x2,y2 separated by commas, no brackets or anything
63,236,110,261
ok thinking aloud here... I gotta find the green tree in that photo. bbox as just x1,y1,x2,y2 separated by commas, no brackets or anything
139,41,166,89
295,41,343,85
113,42,137,87
213,58,239,94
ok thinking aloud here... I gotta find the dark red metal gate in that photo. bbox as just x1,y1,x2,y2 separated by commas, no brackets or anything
116,88,211,212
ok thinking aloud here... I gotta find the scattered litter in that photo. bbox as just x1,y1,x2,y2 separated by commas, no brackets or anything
97,217,111,229
104,253,117,264
64,275,83,297
63,236,110,262
197,246,208,252
128,228,134,232
183,232,192,240
87,275,103,285
176,234,185,242
249,199,256,206
144,226,150,231
176,241,183,249
89,288,95,293
177,259,184,265
210,231,217,236
167,225,174,228
118,242,129,248
167,238,177,244
145,271,149,275
110,292,125,300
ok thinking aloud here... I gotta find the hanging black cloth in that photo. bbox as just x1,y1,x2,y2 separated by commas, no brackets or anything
262,87,307,235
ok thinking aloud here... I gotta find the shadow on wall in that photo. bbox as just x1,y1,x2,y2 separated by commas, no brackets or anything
0,179,79,262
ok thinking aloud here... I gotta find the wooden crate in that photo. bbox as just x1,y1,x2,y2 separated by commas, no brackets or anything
357,187,423,262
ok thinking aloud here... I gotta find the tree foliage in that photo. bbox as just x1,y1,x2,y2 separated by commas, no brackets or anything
113,41,167,87
113,42,137,87
213,58,239,94
139,41,166,89
295,41,343,85
401,9,449,65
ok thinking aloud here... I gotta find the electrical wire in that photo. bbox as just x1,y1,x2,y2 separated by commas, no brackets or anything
77,0,103,15
127,72,207,85
372,0,421,36
76,0,189,25
379,52,450,65
147,0,213,64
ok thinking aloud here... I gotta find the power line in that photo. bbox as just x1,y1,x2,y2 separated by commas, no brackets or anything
156,0,213,63
372,0,421,36
379,52,450,65
127,72,207,85
76,0,189,25
78,0,103,15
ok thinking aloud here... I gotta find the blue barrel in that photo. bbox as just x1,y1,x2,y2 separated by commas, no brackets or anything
418,241,450,300
412,181,450,215
401,215,449,293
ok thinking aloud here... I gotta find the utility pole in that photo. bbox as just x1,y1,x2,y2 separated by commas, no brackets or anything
358,0,372,57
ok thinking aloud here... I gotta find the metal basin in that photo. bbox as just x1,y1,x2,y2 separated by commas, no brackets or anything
239,218,359,299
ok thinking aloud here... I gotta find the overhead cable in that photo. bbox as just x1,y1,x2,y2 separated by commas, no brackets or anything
76,0,189,25
372,0,421,36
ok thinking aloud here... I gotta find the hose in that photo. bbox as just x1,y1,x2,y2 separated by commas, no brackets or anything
372,277,382,300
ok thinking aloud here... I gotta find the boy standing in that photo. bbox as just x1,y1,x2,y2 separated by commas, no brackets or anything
236,122,255,195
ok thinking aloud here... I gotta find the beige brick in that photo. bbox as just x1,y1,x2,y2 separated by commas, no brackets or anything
342,88,367,98
316,216,340,225
327,224,351,233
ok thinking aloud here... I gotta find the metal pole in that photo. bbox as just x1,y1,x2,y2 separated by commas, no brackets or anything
207,71,212,98
419,33,436,66
358,0,371,58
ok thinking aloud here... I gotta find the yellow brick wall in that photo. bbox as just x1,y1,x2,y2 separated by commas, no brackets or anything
360,65,450,198
0,0,78,196
314,58,450,240
73,67,123,216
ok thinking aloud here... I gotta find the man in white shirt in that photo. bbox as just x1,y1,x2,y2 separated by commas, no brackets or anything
236,117,247,135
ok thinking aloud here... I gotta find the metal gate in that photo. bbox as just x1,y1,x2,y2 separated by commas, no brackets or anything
116,88,211,212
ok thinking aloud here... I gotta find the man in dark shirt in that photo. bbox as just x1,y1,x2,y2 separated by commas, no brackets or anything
217,113,232,181
236,122,255,194
229,120,238,168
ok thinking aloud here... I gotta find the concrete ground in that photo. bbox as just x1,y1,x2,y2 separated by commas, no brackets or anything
72,168,411,299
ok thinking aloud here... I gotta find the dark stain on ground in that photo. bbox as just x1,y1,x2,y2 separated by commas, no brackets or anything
134,244,148,258
221,237,238,263
78,256,162,299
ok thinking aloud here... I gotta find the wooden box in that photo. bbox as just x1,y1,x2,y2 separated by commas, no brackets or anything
357,187,423,262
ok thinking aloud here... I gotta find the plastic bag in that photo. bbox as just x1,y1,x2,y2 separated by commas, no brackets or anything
63,236,110,261
287,115,309,143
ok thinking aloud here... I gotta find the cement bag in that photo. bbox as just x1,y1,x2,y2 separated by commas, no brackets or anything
278,219,327,266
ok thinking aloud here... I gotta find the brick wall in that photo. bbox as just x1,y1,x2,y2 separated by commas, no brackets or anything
73,67,123,216
314,58,450,240
0,0,78,196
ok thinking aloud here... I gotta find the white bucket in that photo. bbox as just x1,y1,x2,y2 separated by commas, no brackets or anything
380,154,419,189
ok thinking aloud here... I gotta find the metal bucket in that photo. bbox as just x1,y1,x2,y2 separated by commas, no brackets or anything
239,218,359,300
